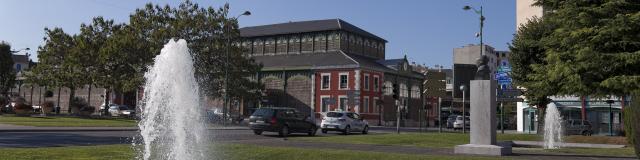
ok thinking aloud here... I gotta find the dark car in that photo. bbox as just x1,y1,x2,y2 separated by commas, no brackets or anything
565,119,593,136
249,107,318,137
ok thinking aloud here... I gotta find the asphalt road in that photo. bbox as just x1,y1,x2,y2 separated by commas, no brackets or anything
0,129,356,148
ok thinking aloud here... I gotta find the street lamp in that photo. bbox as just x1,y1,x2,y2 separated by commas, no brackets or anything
460,84,467,133
223,11,251,126
463,5,485,57
606,99,615,136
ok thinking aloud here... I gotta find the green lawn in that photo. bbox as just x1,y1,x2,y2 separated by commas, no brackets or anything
520,147,637,157
291,133,636,157
292,133,540,148
0,145,133,160
0,144,506,160
0,116,137,127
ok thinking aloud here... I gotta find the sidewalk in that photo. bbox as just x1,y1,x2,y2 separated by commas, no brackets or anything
0,123,249,132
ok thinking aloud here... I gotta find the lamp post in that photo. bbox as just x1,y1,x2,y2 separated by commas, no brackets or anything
606,99,615,136
223,11,251,126
460,84,467,133
463,5,485,57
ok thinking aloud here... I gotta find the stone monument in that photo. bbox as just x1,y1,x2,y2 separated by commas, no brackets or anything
454,55,512,156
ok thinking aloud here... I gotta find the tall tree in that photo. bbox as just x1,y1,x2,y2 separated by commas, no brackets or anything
127,1,263,100
509,17,558,131
513,0,640,150
76,17,124,115
0,42,16,96
29,28,85,113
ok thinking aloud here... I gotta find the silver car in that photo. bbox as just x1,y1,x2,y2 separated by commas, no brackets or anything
320,111,369,135
108,105,135,117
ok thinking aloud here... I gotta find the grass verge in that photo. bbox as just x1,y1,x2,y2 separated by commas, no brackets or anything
292,132,540,148
0,144,505,160
0,116,137,127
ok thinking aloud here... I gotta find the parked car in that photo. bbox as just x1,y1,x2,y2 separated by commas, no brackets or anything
453,116,470,130
108,105,135,117
249,107,317,137
99,103,119,115
446,115,459,129
565,119,593,136
320,111,369,135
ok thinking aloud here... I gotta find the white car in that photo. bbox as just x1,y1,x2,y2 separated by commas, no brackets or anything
108,105,135,117
453,115,470,130
320,111,369,135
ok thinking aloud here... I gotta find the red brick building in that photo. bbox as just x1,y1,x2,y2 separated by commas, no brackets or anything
240,19,425,126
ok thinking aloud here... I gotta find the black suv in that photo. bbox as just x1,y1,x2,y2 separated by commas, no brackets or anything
249,107,318,137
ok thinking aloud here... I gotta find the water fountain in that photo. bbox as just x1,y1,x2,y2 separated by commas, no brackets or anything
544,103,563,149
136,39,209,160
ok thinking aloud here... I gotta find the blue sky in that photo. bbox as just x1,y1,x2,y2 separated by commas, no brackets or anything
0,0,516,68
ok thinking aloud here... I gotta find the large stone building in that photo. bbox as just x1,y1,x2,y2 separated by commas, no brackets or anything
240,19,425,126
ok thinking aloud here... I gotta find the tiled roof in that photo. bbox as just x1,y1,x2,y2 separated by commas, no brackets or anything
240,19,386,42
252,51,358,71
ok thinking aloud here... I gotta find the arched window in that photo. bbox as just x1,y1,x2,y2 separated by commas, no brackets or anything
400,83,408,97
411,85,420,99
383,81,393,95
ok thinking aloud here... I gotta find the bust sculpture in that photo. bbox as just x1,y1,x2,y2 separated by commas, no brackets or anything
475,55,491,80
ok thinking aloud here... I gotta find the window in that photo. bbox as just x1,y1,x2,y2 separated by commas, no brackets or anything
321,73,330,90
339,73,348,89
373,97,379,113
363,74,370,91
411,85,420,99
320,96,330,112
373,76,380,92
339,97,347,111
363,96,369,113
383,81,393,95
400,84,408,97
15,64,22,71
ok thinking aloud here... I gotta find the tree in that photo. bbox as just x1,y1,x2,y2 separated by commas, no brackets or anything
0,42,15,96
126,1,263,100
75,17,130,115
509,17,557,132
513,0,640,150
29,28,86,113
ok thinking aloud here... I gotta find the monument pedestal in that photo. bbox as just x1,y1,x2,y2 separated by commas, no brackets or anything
454,80,512,156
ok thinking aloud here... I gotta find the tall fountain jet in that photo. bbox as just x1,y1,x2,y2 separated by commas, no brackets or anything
544,103,564,149
137,39,209,160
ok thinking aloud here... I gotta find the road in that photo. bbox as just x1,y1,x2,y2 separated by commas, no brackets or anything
0,129,635,160
0,129,354,148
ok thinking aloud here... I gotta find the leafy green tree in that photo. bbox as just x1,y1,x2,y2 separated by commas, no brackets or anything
513,0,640,147
126,1,263,100
509,17,557,131
29,28,85,113
0,42,15,96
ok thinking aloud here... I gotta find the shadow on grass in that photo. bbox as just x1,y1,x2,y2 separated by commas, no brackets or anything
0,132,135,148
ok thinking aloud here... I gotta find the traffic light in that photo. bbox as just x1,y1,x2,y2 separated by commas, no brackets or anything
392,83,399,100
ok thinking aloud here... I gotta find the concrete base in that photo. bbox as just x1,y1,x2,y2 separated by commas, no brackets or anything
454,143,512,156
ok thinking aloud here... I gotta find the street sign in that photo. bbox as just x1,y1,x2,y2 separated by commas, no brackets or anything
497,97,524,102
497,89,523,97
